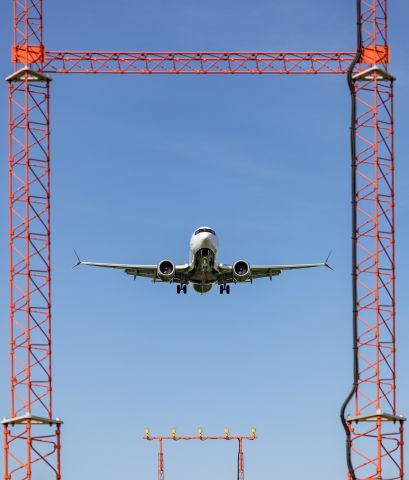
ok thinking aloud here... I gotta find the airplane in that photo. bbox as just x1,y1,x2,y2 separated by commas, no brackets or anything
75,226,332,295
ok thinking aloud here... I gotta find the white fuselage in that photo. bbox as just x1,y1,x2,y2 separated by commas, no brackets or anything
189,229,219,263
187,227,220,291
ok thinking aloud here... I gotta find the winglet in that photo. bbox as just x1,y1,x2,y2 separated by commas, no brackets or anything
73,249,82,268
324,250,334,271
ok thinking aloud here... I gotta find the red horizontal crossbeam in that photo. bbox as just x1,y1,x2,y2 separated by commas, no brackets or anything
42,51,355,74
146,435,255,441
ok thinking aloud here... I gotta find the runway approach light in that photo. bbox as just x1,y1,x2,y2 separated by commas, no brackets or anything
198,428,203,438
225,427,229,438
251,428,256,438
172,428,177,438
145,428,150,439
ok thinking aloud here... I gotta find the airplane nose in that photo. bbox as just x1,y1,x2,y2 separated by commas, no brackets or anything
201,233,214,248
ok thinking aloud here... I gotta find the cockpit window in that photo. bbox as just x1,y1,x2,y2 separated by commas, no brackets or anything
194,228,216,236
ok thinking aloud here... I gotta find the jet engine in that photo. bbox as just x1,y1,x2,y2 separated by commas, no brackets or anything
233,260,251,282
157,260,176,281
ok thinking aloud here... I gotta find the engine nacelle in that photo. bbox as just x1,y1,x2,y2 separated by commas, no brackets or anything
157,260,176,281
233,260,251,282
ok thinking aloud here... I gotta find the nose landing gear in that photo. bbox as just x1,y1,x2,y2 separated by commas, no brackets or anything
177,284,187,294
219,284,230,295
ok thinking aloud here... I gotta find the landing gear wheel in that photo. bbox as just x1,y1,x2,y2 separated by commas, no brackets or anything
220,284,230,294
182,284,187,294
177,285,181,294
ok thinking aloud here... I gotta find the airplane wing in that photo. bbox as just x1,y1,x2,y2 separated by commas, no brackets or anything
217,260,331,283
249,262,329,279
77,261,159,278
75,255,190,282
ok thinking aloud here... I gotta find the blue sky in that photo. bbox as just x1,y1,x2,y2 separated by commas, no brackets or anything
0,1,408,479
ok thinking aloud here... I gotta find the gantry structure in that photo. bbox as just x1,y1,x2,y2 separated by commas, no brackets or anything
144,428,257,480
3,0,405,479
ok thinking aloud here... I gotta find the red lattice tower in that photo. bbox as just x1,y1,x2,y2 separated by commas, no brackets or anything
3,1,404,479
340,3,405,480
4,1,62,480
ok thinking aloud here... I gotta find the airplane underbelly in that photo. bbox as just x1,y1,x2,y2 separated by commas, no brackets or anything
193,284,213,294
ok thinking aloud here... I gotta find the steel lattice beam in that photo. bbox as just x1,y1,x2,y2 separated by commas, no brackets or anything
41,51,355,75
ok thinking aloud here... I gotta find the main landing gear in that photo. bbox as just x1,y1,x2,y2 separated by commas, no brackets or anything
219,284,230,295
177,284,187,294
